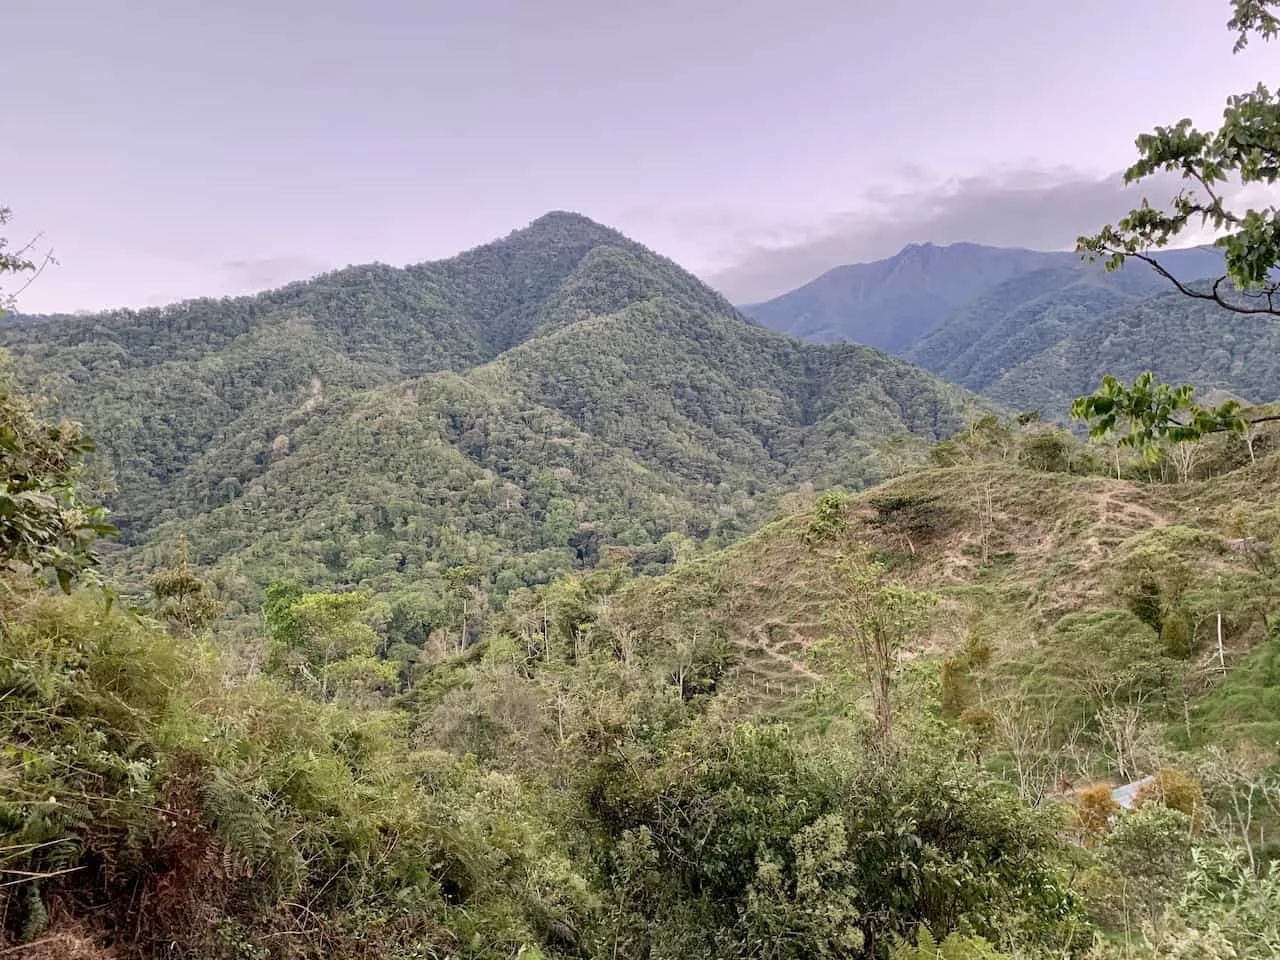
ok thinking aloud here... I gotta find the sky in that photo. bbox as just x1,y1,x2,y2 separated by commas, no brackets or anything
2,0,1274,312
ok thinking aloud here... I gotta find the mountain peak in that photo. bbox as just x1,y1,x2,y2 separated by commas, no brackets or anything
526,210,606,229
513,210,625,245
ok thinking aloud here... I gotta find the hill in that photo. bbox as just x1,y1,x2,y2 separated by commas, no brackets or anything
742,242,1226,354
2,213,977,628
607,431,1280,748
948,286,1280,414
1,212,735,530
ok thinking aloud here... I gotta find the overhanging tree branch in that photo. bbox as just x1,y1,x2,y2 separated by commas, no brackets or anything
1077,5,1280,318
1116,251,1280,316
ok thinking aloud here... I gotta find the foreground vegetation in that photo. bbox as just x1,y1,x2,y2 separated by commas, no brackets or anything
3,343,1279,959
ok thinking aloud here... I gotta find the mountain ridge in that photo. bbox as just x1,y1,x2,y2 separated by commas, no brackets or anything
740,240,1227,354
1,211,980,627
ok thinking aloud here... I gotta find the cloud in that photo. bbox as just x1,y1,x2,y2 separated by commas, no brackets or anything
702,167,1193,304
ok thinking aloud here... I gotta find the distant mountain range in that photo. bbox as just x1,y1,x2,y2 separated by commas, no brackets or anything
740,242,1227,353
740,240,1280,415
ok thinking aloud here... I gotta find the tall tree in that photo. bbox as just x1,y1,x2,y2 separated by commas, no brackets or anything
823,558,936,745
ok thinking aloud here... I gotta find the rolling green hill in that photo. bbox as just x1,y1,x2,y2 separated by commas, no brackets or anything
615,446,1280,719
3,213,977,628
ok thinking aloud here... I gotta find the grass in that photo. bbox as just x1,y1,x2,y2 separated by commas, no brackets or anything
613,453,1280,755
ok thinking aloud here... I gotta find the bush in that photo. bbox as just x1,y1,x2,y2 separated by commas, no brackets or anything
588,723,1079,958
0,586,592,958
1135,767,1204,827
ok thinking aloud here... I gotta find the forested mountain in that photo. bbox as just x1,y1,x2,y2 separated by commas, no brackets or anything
742,242,1225,353
743,240,1280,420
1,213,734,527
742,242,1059,351
974,287,1280,414
2,213,975,627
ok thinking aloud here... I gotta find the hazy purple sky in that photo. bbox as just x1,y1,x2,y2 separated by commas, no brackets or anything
3,0,1273,311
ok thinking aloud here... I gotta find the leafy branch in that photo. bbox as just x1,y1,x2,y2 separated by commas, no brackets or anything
1067,372,1280,462
0,206,55,315
1077,1,1280,315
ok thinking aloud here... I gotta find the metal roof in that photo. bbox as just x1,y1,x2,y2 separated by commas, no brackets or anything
1111,775,1155,809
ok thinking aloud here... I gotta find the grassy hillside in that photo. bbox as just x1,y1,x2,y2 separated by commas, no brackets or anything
614,440,1280,749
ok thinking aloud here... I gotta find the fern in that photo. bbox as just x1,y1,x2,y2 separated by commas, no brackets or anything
890,924,1009,960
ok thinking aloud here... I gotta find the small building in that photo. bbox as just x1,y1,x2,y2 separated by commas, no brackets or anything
1110,775,1155,810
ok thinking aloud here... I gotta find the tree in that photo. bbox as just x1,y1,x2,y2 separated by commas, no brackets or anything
1071,372,1246,465
263,587,396,702
0,355,115,591
1134,767,1205,827
149,543,222,635
991,694,1058,804
804,490,849,546
1075,784,1120,847
0,206,53,313
443,563,490,653
823,558,937,745
1110,806,1194,928
929,415,1017,467
1077,2,1280,316
1196,742,1280,872
1073,3,1280,450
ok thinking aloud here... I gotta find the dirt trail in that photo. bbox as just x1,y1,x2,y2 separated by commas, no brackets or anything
1079,484,1170,562
743,626,822,682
